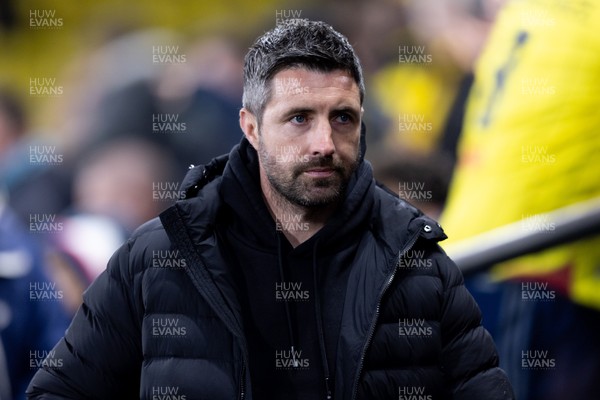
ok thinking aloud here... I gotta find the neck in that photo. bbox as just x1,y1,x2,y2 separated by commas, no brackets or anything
259,170,337,248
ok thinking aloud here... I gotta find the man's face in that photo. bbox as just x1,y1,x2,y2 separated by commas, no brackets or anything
242,67,362,208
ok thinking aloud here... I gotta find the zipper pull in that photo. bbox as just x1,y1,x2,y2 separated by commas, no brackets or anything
291,345,299,368
325,377,332,399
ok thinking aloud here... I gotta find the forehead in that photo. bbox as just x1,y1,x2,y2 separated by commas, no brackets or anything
265,67,360,112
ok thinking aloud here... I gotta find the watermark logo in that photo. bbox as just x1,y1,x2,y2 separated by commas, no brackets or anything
29,145,63,165
398,114,433,133
521,10,556,27
522,350,556,370
399,45,432,64
398,182,433,202
521,281,556,301
29,9,63,29
521,214,556,233
152,181,186,202
151,250,187,269
275,213,310,232
275,348,310,369
275,145,310,164
275,9,305,25
152,45,186,64
274,77,309,96
151,317,187,337
29,214,63,234
399,386,432,400
29,77,63,97
521,145,556,164
275,281,310,302
29,281,63,301
398,318,433,337
399,250,434,269
521,77,556,96
29,350,63,370
152,113,186,134
151,386,186,400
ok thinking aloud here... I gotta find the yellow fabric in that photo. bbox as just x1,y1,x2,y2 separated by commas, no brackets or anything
441,0,600,309
373,62,458,155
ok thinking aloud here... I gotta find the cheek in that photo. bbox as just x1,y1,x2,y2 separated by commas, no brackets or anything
257,125,286,151
334,133,361,159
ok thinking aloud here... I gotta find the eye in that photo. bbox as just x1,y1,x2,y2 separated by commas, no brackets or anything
335,113,352,124
291,115,307,124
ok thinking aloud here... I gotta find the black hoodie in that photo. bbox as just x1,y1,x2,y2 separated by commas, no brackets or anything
218,137,375,399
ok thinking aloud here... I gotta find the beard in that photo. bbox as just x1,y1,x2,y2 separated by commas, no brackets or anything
258,137,360,208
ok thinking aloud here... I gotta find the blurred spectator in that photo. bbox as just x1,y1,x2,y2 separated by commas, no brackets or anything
362,0,502,228
49,137,179,314
370,0,503,157
154,35,245,168
56,29,243,174
441,0,600,398
0,194,70,400
0,88,72,229
72,138,176,233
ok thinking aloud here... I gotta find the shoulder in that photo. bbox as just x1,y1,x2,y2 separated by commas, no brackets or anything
371,184,447,252
369,184,463,296
130,217,172,253
102,217,171,281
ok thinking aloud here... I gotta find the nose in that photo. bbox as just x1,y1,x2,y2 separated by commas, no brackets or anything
308,119,335,157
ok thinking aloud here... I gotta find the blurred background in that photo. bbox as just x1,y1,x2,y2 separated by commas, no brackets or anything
0,0,598,399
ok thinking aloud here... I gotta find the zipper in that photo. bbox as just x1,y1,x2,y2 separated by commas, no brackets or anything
239,358,246,400
350,231,421,400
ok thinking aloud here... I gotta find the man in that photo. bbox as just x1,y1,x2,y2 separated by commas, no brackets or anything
27,20,514,399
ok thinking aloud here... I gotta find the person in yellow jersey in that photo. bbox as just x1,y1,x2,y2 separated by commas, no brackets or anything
441,0,600,399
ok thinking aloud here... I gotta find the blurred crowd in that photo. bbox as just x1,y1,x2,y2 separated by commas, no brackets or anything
1,0,599,399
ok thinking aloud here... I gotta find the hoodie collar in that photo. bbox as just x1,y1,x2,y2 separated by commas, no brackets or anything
219,137,375,255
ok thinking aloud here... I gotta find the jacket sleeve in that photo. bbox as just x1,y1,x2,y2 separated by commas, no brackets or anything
26,240,143,399
436,246,515,400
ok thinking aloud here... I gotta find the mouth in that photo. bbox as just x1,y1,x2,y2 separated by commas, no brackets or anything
303,168,336,178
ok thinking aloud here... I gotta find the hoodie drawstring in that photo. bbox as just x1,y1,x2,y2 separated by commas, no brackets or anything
277,234,333,399
313,239,333,399
277,234,299,368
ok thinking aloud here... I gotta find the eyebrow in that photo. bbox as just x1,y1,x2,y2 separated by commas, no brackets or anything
331,106,361,120
280,105,361,119
283,107,314,117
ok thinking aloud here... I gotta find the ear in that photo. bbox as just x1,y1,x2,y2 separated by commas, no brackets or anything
239,108,259,150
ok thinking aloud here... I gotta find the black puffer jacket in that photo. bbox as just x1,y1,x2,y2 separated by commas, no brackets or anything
27,138,514,399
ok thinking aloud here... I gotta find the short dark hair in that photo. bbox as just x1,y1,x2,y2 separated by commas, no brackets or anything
242,19,365,122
